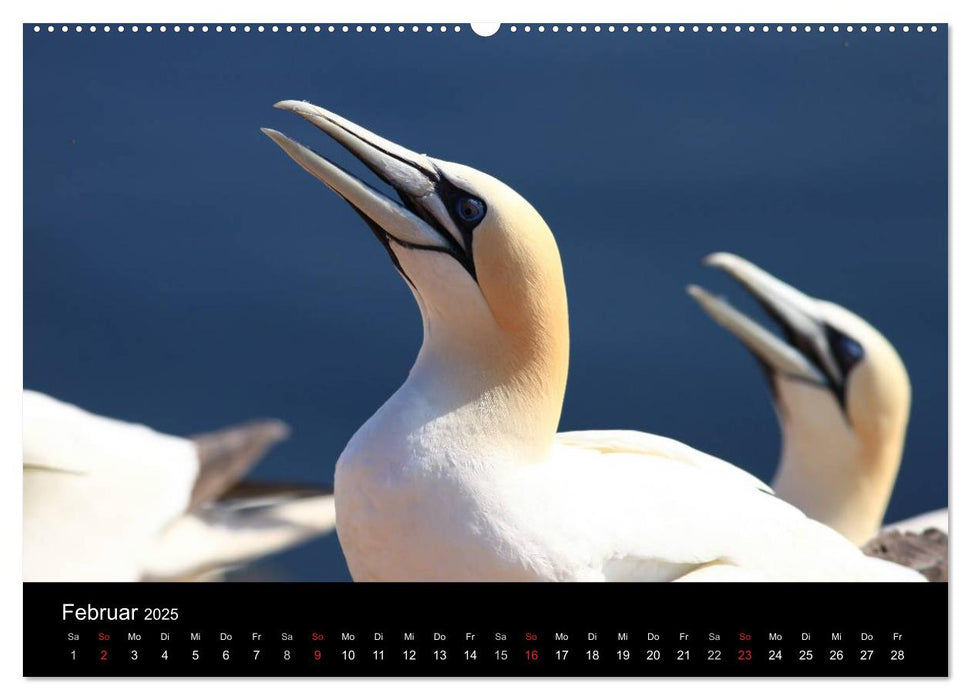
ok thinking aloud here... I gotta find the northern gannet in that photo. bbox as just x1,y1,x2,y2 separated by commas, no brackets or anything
23,390,336,581
688,254,945,547
263,101,924,582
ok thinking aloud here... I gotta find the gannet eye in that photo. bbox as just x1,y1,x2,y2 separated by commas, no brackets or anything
455,196,485,224
828,327,865,375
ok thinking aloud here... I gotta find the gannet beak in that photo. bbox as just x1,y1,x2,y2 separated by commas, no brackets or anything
688,252,838,388
262,101,472,274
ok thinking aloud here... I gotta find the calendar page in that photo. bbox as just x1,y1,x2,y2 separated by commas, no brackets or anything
22,21,948,677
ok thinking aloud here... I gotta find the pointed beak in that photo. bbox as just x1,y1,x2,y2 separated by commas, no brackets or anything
261,101,467,265
688,253,835,386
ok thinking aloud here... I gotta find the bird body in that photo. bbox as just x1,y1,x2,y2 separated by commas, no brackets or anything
337,393,919,582
265,101,924,582
23,390,335,581
24,390,197,581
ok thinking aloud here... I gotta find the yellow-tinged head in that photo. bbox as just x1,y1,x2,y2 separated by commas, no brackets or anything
689,253,911,544
262,102,569,447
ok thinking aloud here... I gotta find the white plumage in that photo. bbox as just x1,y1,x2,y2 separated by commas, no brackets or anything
23,390,335,581
265,102,925,583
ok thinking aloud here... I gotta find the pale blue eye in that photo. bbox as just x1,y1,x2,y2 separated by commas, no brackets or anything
456,197,485,223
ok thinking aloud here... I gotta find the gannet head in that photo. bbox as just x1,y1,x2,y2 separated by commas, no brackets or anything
688,253,910,543
262,102,569,450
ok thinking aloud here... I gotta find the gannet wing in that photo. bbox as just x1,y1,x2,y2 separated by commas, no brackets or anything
23,390,198,581
140,482,337,581
540,433,924,582
188,420,291,509
557,430,774,494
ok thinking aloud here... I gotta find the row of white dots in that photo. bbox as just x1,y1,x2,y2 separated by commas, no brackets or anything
33,25,464,33
508,24,937,33
32,24,940,34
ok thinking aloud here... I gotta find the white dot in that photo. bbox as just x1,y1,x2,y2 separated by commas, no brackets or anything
104,26,110,32
132,26,138,33
861,26,868,33
664,26,671,33
904,26,910,32
720,26,727,33
706,25,713,33
160,26,167,33
174,26,181,33
580,26,587,33
847,26,854,33
918,26,924,32
230,26,236,33
692,26,699,33
215,26,222,32
397,26,403,33
790,26,797,32
734,26,741,33
875,26,882,32
47,26,53,32
749,25,755,33
819,25,826,32
678,25,685,32
116,26,123,33
889,26,896,33
146,26,153,33
75,25,81,32
567,26,574,32
636,26,642,33
931,26,938,32
425,25,432,32
833,26,839,32
539,26,546,33
804,26,811,32
763,26,769,33
510,26,517,33
553,26,560,32
455,26,461,32
525,26,532,33
33,25,39,32
202,26,208,33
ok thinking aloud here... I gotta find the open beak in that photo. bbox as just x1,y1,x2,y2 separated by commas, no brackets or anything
261,101,472,275
688,253,835,387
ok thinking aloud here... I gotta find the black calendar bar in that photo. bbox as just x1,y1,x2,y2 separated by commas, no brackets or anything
24,582,947,677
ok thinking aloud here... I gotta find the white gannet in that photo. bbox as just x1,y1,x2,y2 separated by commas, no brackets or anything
689,254,946,548
262,101,924,582
23,390,336,581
